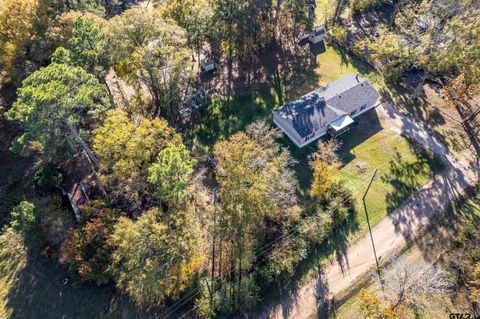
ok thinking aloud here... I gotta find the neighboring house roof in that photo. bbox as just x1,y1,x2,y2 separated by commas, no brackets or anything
273,74,379,138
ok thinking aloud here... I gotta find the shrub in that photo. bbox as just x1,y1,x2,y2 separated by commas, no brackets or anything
10,201,36,233
33,163,63,195
322,182,356,226
60,205,121,284
257,236,308,284
329,25,348,44
351,0,384,13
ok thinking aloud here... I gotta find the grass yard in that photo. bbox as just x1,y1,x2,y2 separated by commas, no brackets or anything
282,107,443,229
313,46,380,86
188,43,443,243
187,44,378,152
186,86,277,152
338,126,444,242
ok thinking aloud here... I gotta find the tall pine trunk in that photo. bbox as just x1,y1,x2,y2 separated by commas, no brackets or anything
61,117,100,169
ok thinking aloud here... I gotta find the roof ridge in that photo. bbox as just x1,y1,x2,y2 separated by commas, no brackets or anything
326,104,347,116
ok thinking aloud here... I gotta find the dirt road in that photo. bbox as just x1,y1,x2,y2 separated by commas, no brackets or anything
258,104,479,319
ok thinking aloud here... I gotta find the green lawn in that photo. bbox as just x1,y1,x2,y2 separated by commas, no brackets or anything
314,46,378,86
187,44,378,152
280,109,444,242
338,127,444,242
188,44,443,241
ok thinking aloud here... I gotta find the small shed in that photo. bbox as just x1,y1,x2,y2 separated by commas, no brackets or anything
308,27,326,44
298,32,311,44
201,59,216,72
179,89,210,120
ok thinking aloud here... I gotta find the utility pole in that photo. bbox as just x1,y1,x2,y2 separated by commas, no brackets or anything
210,194,218,308
363,169,384,296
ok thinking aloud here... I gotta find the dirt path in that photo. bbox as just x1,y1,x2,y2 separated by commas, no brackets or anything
257,105,479,319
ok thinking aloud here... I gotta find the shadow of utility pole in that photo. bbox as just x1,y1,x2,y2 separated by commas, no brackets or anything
362,168,386,298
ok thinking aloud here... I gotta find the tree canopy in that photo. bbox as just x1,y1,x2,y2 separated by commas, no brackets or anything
92,109,183,212
67,17,111,78
60,203,121,284
110,207,204,305
148,144,196,204
107,7,195,119
0,0,52,83
212,121,298,311
5,59,110,160
10,201,36,233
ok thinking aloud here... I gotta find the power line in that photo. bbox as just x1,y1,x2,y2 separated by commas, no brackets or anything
157,171,372,319
247,144,415,262
157,137,434,318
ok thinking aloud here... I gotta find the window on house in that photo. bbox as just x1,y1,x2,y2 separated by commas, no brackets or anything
350,109,357,115
360,105,366,111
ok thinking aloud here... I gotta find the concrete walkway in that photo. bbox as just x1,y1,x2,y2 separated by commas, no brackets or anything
258,104,478,319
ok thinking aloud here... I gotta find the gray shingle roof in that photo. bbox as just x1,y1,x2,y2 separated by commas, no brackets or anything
273,74,379,138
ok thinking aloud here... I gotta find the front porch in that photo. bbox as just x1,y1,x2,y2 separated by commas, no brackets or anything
328,114,355,138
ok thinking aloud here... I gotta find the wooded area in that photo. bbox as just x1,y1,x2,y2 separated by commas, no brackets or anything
0,0,479,318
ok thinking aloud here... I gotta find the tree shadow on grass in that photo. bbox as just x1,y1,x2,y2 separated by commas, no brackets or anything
336,46,374,78
382,138,445,214
185,45,320,153
337,109,383,166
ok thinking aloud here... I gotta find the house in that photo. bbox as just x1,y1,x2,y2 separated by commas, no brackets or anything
273,74,380,148
308,27,326,44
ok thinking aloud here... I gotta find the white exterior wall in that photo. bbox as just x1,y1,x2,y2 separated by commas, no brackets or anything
308,34,324,44
273,114,303,147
